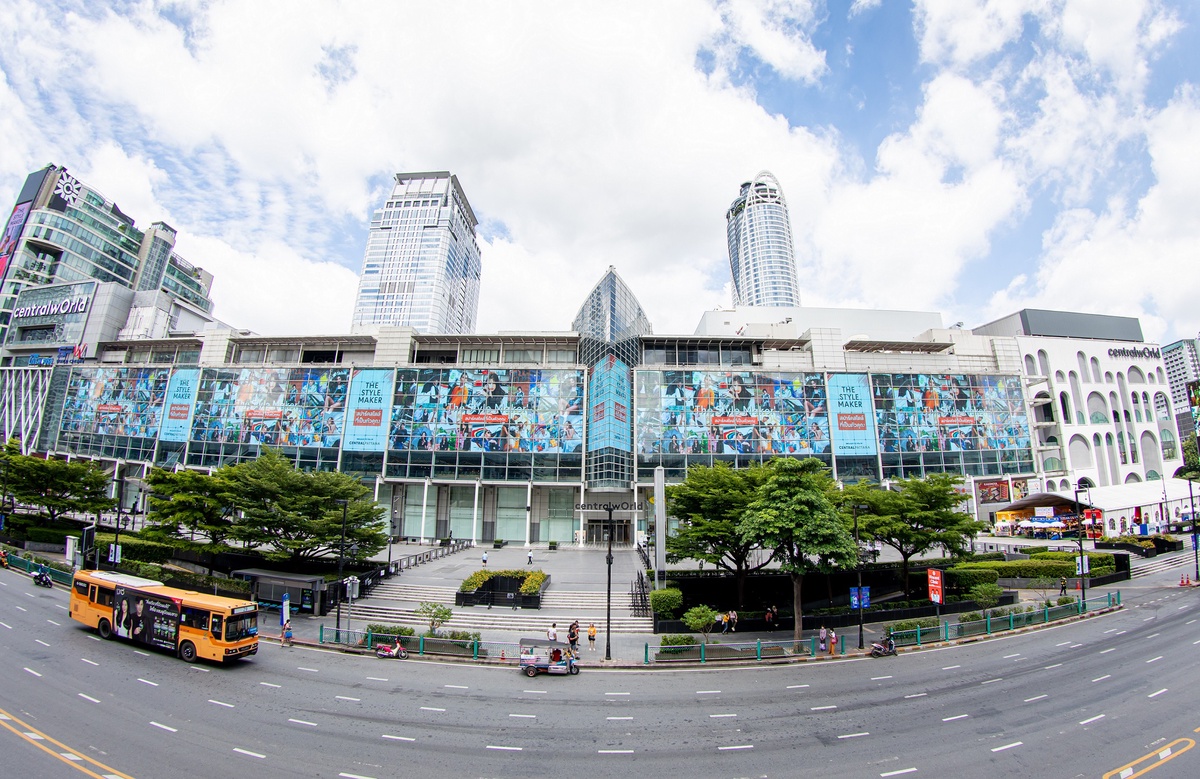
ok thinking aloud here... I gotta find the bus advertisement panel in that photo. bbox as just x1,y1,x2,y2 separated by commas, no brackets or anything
113,585,179,651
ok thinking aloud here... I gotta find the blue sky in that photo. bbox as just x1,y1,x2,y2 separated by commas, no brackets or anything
0,0,1196,343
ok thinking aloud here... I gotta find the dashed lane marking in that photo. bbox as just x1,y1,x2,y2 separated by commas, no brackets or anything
81,658,99,666
150,722,177,732
905,693,927,699
786,684,810,689
880,769,918,777
599,749,634,754
1080,715,1106,725
233,748,265,759
1093,675,1112,682
942,715,969,722
381,734,415,742
991,742,1023,752
1024,695,1048,702
289,719,317,727
486,745,523,751
718,744,754,751
838,732,869,739
1148,689,1168,698
77,694,100,704
208,699,234,708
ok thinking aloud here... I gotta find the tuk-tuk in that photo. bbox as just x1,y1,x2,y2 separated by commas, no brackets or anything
518,638,580,677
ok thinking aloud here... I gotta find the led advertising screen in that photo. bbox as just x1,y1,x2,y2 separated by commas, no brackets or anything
872,373,1031,455
587,355,632,452
342,368,394,452
158,368,200,443
190,368,349,448
0,201,31,280
59,367,170,438
635,370,831,455
1189,380,1200,441
827,373,878,456
390,368,584,453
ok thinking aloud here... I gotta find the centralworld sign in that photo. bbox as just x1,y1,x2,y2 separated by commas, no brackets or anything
575,502,645,512
1107,346,1160,360
12,295,90,320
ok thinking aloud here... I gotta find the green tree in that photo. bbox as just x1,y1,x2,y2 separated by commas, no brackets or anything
143,467,238,574
969,582,1004,612
416,601,453,635
681,605,720,644
224,449,387,563
842,474,985,597
740,457,857,644
1175,435,1200,480
665,463,772,607
7,450,114,523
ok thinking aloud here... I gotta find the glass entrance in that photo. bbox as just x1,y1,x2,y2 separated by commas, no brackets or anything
586,520,631,544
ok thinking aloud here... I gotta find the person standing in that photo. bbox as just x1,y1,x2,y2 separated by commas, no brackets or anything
527,549,534,565
828,627,837,655
282,620,293,647
547,622,558,642
568,621,580,653
588,623,597,651
730,610,738,633
721,611,730,634
1059,576,1068,596
819,625,828,653
482,550,488,567
764,607,774,631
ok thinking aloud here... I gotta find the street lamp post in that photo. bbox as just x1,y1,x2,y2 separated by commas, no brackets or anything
335,499,349,636
852,504,869,650
1188,478,1198,583
1073,486,1090,607
604,502,615,661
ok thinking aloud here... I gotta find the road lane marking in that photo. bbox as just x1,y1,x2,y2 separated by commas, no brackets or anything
289,719,318,726
1070,644,1083,648
1044,663,1062,669
0,622,9,629
1003,653,1020,658
981,678,1003,684
1100,648,1117,654
838,732,869,739
339,773,376,779
381,734,415,741
233,748,265,759
208,699,234,708
419,707,445,712
260,682,281,688
524,690,547,694
710,714,737,718
81,658,99,666
1102,737,1194,779
298,667,319,672
1024,695,1048,702
1092,675,1111,682
881,770,918,777
486,745,522,751
1145,633,1160,639
46,619,60,625
697,690,721,694
607,716,633,720
59,752,81,761
718,744,753,750
138,678,158,686
1080,715,1105,725
904,693,927,699
786,684,810,689
605,692,630,696
78,694,100,704
992,741,1023,752
1103,629,1118,633
150,722,177,732
1056,641,1071,646
23,668,41,677
335,696,360,702
1146,656,1163,664
942,665,960,670
509,714,536,719
811,705,837,711
942,715,969,721
871,676,893,680
367,677,388,682
34,639,50,647
445,684,468,689
133,650,149,657
1115,630,1127,635
599,749,634,754
1148,689,1168,698
1187,619,1197,624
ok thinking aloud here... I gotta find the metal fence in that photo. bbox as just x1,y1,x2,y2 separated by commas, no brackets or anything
318,626,524,663
391,540,474,573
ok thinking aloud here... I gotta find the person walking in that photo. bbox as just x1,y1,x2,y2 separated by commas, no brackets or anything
547,622,558,642
1059,576,1068,596
721,611,730,634
587,623,597,651
568,621,580,653
730,610,738,632
282,620,293,647
482,550,488,567
527,549,534,565
764,607,773,631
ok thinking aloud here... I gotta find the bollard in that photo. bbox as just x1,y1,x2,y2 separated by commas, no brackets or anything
473,640,479,660
943,620,949,642
916,628,921,648
319,624,324,643
810,636,816,657
838,635,844,655
700,642,706,664
756,640,762,661
367,630,374,648
419,635,425,655
1009,613,1014,631
1044,605,1049,623
986,614,991,635
645,643,649,665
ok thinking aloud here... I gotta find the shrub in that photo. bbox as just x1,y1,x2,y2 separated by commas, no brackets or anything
1027,551,1115,572
946,566,1000,591
659,634,695,654
958,611,983,623
95,534,176,564
954,560,1076,578
649,587,683,618
887,617,941,632
682,605,721,643
366,623,416,638
1056,596,1076,606
969,583,1004,611
458,568,546,594
445,629,482,642
25,527,81,544
519,570,548,595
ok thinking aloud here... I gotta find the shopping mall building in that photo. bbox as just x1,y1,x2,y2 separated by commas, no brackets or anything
0,263,1185,546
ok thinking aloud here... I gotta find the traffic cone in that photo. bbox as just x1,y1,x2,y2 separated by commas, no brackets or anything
500,649,505,661
1187,575,1192,586
1181,574,1187,587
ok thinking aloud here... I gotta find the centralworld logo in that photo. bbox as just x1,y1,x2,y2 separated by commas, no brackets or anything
54,171,82,208
1107,346,1161,360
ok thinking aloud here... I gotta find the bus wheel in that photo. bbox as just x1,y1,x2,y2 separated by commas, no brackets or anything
179,641,198,663
97,619,113,640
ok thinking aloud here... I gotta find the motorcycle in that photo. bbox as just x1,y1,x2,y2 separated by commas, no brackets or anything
32,571,53,588
375,640,408,659
0,551,9,569
870,638,896,658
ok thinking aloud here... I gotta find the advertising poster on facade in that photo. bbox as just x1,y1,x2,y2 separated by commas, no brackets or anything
1189,380,1200,440
635,370,830,456
977,480,1010,503
112,585,180,651
59,367,170,439
871,373,1031,456
587,355,632,452
342,368,393,452
189,367,349,448
0,201,31,280
827,373,878,456
389,368,585,453
158,368,200,443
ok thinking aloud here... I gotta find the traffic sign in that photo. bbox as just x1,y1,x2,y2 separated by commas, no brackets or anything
928,568,944,605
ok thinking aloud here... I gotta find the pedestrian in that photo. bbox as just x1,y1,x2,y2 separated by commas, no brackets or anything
721,611,730,634
547,622,558,642
765,607,774,631
1059,576,1068,596
770,605,779,629
527,549,534,565
588,623,597,651
482,550,488,567
282,620,293,647
828,627,837,655
568,621,579,653
730,610,738,632
819,625,828,653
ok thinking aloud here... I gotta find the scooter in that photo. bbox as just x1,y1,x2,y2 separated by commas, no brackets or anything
32,570,53,588
0,550,9,569
870,638,896,658
375,640,408,659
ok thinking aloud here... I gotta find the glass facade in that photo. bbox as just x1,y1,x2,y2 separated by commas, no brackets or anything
725,171,801,307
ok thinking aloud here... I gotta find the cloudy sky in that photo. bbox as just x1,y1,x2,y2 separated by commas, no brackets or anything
0,1,1196,343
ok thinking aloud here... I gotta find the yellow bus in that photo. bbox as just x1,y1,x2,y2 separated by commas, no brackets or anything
69,570,259,664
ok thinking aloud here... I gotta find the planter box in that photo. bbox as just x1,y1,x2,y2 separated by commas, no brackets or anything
1152,538,1184,553
1095,541,1155,558
548,541,558,550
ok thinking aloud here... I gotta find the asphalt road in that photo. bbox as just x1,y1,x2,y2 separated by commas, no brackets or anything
1,565,1198,779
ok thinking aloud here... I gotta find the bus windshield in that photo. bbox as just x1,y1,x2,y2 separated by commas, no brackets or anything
225,613,259,642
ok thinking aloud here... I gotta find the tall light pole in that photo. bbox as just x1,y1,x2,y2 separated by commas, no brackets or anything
604,502,615,661
852,504,870,650
1073,485,1090,606
1189,478,1198,583
334,498,349,636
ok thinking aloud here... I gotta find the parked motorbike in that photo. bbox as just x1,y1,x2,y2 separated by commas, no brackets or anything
870,638,896,658
0,550,9,569
375,640,408,659
32,571,53,588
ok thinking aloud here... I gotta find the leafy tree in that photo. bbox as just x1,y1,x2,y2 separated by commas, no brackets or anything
969,582,1004,612
681,605,720,644
740,457,857,644
665,463,773,607
841,474,985,597
224,449,387,563
7,449,114,523
1175,435,1200,480
416,601,453,635
143,468,237,573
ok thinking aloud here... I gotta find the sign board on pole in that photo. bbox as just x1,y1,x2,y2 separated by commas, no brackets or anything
927,569,944,605
850,586,871,610
1075,554,1090,576
281,592,291,627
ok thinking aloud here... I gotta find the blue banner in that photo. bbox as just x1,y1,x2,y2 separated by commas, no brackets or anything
158,368,199,442
343,368,393,452
850,586,870,610
828,373,878,456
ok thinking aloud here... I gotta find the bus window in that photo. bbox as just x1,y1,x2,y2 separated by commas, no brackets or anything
224,612,258,641
75,580,89,597
95,587,114,608
181,607,210,629
210,614,223,638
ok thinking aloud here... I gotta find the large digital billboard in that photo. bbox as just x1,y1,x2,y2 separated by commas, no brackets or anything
828,373,878,456
871,373,1031,454
342,368,394,452
635,370,831,455
0,201,31,280
60,367,170,438
159,368,200,443
587,355,632,452
190,368,349,448
389,368,585,453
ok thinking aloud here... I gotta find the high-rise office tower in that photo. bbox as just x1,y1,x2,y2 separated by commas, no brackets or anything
725,170,800,307
0,164,215,346
351,171,482,334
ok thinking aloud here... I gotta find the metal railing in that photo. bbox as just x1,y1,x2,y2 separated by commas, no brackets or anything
636,542,651,570
631,572,651,617
391,540,474,573
318,626,524,663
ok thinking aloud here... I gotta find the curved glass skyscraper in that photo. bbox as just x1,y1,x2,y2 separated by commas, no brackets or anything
725,171,800,307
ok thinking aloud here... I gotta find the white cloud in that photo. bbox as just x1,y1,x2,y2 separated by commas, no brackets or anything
914,0,1043,68
708,0,827,83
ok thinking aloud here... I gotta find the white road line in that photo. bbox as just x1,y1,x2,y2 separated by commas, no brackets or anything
605,692,630,696
991,741,1023,752
1187,619,1197,624
260,682,281,688
78,693,100,704
509,714,536,719
981,678,1003,685
904,693,927,699
1079,715,1106,725
942,665,960,670
1070,644,1083,648
289,719,318,727
233,748,265,759
1148,689,1168,698
60,752,82,761
1092,675,1111,682
1100,648,1117,654
24,732,43,740
366,677,388,682
786,684,810,689
81,659,99,666
1146,656,1163,664
1143,617,1154,621
1056,641,1071,646
0,622,10,629
23,667,41,677
881,769,918,777
335,696,360,702
1115,630,1127,635
419,707,445,712
1024,695,1048,703
709,714,737,718
598,749,634,754
1180,606,1189,611
35,639,49,647
811,705,837,711
942,715,969,722
1044,663,1062,670
339,773,376,779
838,732,869,739
55,604,67,610
149,722,177,733
871,676,893,680
133,650,149,657
1103,629,1118,633
486,745,522,751
445,684,468,689
297,667,319,672
607,716,633,720
46,619,60,625
718,744,753,751
1003,653,1020,658
137,678,158,686
1145,633,1160,639
696,690,721,694
524,690,547,694
381,734,415,742
208,700,234,708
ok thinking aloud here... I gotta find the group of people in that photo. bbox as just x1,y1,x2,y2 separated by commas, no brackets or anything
719,610,739,633
548,620,597,652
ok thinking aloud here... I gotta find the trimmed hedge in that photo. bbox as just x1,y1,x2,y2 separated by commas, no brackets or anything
458,568,547,595
887,617,941,632
1027,551,1115,572
26,527,82,544
954,559,1076,578
649,587,683,617
945,566,1000,590
95,533,176,564
659,634,696,654
366,623,416,638
114,561,251,594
